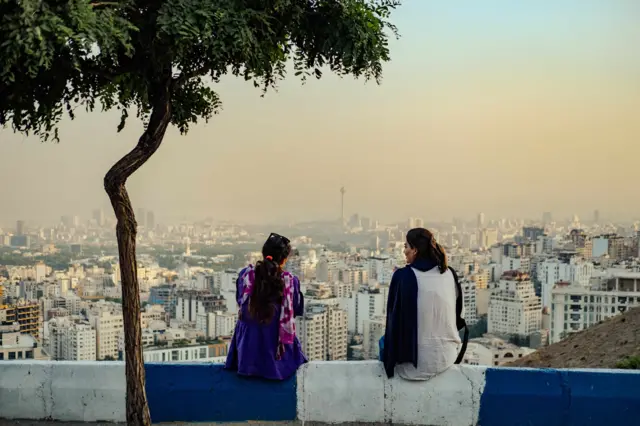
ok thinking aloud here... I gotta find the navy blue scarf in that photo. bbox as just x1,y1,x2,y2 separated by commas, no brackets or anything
381,258,438,378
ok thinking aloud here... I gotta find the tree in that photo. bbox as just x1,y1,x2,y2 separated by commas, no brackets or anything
0,1,400,424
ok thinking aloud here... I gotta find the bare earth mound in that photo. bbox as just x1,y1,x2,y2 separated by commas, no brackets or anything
510,306,640,368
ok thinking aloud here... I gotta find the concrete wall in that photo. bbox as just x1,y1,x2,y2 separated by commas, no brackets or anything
1,360,639,425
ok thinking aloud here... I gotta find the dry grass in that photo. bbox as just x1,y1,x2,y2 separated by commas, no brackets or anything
509,305,640,369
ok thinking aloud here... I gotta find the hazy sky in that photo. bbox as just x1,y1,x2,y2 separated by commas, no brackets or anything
1,1,639,227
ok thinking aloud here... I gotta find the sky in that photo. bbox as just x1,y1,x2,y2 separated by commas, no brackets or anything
1,1,639,227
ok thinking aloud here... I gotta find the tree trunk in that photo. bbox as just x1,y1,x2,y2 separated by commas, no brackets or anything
104,81,172,426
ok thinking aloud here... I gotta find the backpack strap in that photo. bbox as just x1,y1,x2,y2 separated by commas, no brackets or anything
449,266,469,364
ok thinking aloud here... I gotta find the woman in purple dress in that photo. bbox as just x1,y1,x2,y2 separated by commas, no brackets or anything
225,233,307,380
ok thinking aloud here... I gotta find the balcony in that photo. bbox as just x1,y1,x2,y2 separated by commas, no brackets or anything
0,361,639,425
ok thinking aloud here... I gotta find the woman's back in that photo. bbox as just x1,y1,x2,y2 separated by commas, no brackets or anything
225,265,307,380
395,267,461,380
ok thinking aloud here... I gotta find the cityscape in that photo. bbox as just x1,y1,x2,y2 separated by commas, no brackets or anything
1,1,639,424
2,206,639,367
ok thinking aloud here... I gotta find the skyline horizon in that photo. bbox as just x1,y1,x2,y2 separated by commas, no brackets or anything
0,205,635,230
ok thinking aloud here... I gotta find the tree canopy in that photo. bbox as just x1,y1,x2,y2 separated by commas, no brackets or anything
1,0,400,141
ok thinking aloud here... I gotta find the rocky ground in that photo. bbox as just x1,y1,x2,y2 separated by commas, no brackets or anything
510,305,640,368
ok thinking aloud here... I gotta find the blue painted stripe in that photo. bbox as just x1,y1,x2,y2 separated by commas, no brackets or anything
145,363,297,423
479,367,640,426
563,369,640,426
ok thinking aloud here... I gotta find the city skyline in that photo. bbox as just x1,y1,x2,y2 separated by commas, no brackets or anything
1,1,639,224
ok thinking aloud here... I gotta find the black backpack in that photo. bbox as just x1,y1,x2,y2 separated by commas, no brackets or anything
448,267,469,364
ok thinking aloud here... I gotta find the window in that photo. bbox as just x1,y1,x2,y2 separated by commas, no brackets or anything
8,352,16,360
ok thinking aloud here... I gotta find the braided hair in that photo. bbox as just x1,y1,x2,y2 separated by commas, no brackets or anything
249,233,292,323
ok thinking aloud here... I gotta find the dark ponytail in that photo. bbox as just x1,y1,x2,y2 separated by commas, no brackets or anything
248,233,292,323
406,228,448,274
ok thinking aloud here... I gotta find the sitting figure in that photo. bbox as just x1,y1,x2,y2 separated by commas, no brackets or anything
225,233,307,380
382,228,466,380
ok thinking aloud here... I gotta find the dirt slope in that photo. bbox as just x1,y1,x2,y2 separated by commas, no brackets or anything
509,305,640,368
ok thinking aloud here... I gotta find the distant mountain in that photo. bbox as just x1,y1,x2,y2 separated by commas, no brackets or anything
510,306,640,369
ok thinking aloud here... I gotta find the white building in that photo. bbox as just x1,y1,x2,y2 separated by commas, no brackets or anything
49,317,97,361
297,303,347,361
362,316,385,360
368,256,395,285
89,310,123,360
460,277,478,325
537,257,593,309
142,342,228,363
196,311,237,339
488,271,542,337
550,272,640,343
462,336,536,366
345,287,388,334
175,290,227,322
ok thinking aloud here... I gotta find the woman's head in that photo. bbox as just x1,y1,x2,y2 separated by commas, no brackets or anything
404,228,448,273
249,233,292,323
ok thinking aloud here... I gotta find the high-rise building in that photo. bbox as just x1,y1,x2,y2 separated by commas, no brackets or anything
488,271,542,337
344,287,389,334
362,316,385,360
175,290,227,322
136,208,147,227
461,277,478,325
593,209,600,224
537,257,593,309
89,310,124,360
297,303,347,361
523,226,545,241
147,210,156,229
92,209,105,227
477,213,485,229
49,317,97,361
16,220,25,236
340,187,346,228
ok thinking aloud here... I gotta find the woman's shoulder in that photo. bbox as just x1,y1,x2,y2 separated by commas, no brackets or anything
392,265,414,279
281,270,299,282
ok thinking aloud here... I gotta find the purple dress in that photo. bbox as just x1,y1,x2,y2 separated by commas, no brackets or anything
225,267,307,380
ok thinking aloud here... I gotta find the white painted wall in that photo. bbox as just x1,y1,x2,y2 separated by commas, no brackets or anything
0,361,125,422
297,361,486,426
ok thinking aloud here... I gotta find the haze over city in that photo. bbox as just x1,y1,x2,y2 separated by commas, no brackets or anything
1,0,639,226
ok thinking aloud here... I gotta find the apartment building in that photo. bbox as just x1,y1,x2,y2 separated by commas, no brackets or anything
49,317,97,361
297,303,347,361
175,289,227,322
460,277,478,325
362,316,385,360
550,272,640,343
488,271,542,337
537,257,594,309
346,287,389,334
196,311,237,339
89,310,123,360
0,301,41,340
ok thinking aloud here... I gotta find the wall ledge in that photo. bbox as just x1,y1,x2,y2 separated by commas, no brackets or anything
1,361,639,426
